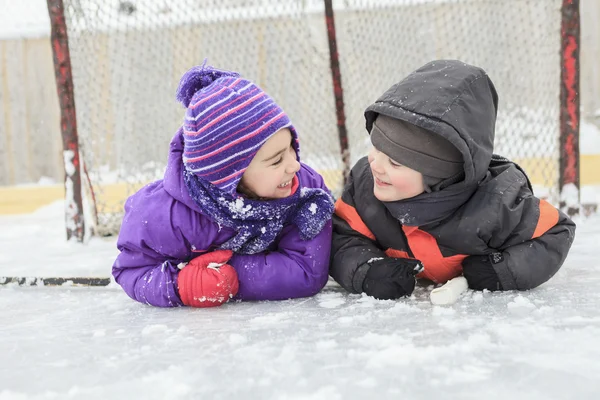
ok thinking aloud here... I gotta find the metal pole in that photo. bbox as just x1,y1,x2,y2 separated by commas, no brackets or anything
0,276,111,287
559,0,581,217
324,0,351,186
47,0,85,241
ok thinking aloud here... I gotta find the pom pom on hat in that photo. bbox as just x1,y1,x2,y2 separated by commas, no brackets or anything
176,61,240,108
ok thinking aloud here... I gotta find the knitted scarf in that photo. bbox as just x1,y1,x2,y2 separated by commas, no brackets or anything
184,169,334,254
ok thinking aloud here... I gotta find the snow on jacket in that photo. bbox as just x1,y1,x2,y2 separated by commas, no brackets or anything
112,130,333,307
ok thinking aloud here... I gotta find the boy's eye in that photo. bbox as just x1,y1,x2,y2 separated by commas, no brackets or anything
389,159,402,167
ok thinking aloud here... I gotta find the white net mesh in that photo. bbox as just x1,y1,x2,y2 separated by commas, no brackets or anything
336,0,562,196
60,0,562,235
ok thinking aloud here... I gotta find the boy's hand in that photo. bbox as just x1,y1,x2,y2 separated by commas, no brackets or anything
362,257,423,300
178,250,240,307
461,254,502,291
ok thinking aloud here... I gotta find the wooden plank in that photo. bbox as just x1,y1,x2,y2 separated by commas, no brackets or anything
0,184,64,214
3,39,29,185
0,40,15,185
24,38,63,184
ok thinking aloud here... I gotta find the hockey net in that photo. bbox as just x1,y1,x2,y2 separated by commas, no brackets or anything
57,0,563,236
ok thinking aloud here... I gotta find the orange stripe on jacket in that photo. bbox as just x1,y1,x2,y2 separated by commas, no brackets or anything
335,198,466,284
334,198,376,241
532,199,559,239
386,226,466,284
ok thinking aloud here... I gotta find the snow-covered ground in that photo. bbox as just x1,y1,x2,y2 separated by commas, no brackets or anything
1,201,599,399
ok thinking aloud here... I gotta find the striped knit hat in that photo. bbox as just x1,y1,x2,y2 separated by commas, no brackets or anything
176,64,299,195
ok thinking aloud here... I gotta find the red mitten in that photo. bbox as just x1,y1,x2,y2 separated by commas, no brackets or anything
177,250,239,308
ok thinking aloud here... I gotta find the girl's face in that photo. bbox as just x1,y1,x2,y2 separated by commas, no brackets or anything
239,128,300,199
368,147,425,202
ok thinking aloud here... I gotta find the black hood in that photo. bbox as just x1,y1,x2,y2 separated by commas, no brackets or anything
365,60,498,187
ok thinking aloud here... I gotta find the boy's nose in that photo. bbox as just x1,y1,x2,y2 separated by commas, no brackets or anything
369,151,384,174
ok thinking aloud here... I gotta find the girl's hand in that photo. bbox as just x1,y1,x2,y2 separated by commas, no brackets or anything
178,250,239,307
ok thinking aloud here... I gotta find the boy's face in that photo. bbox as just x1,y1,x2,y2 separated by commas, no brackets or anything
239,128,300,199
368,147,425,202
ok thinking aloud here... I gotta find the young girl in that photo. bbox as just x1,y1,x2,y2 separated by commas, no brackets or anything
112,64,335,308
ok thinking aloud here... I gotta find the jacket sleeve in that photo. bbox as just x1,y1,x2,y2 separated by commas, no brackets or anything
329,162,386,293
475,179,576,291
229,220,332,301
330,200,386,294
112,185,217,307
112,248,183,308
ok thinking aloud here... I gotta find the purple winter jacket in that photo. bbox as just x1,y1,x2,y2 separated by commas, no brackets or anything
112,131,333,307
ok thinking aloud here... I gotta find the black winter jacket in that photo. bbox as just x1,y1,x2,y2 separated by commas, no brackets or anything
330,60,576,292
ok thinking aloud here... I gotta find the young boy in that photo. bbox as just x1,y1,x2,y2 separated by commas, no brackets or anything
330,60,576,300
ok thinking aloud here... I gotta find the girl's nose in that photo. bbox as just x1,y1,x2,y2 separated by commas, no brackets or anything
286,156,301,174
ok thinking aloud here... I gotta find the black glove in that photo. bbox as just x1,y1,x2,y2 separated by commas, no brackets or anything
462,253,503,291
362,257,424,300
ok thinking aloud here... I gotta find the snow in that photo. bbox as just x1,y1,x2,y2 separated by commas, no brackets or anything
430,276,468,305
222,197,253,217
580,119,600,154
62,150,82,237
0,0,50,39
1,199,600,399
0,201,117,277
560,182,580,211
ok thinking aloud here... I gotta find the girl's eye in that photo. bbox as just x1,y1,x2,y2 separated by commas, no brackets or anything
272,145,295,166
389,159,402,167
273,146,294,166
